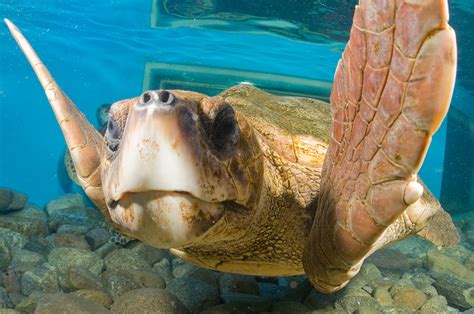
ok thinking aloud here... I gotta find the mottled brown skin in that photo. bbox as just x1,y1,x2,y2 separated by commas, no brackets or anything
5,0,459,294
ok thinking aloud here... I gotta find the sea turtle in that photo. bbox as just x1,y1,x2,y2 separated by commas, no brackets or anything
5,0,459,293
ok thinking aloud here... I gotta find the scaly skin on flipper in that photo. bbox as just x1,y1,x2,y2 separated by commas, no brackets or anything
303,0,457,293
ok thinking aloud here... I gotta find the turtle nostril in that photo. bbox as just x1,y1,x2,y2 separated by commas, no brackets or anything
158,90,174,105
142,92,152,104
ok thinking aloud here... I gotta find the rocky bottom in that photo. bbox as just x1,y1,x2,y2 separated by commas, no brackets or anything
0,188,473,313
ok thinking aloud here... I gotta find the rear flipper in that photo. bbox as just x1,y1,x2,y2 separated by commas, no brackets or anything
303,0,458,293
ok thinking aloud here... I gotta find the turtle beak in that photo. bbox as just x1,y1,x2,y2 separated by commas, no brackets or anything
4,19,106,210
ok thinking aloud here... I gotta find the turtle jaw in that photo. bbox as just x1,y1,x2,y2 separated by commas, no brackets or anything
106,190,226,248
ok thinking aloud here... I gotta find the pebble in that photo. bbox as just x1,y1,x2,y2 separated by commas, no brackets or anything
113,269,165,289
334,295,382,313
70,289,113,309
2,267,21,294
111,288,188,313
465,254,474,271
389,276,415,296
426,249,474,284
0,228,27,253
46,194,85,213
20,263,60,296
129,242,170,265
34,293,109,314
56,225,90,236
84,228,110,250
272,301,310,313
432,272,474,310
105,274,142,300
14,291,45,313
419,295,448,314
65,265,104,291
392,287,427,310
152,258,174,284
372,287,392,306
10,249,45,273
0,287,13,309
218,273,259,295
0,189,27,213
104,249,151,272
0,205,48,237
0,238,11,271
48,247,103,275
52,234,90,250
167,277,220,313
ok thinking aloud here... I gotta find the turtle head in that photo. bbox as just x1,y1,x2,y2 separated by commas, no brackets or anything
6,19,262,248
101,90,262,247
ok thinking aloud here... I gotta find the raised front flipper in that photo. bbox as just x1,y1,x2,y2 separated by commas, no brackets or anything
303,0,457,293
4,19,106,211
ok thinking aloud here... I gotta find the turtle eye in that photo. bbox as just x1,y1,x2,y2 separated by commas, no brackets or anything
105,117,121,152
211,105,239,156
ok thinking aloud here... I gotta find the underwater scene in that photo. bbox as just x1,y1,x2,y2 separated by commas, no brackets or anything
0,0,473,313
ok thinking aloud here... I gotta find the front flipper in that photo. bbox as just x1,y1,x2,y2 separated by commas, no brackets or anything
303,0,457,293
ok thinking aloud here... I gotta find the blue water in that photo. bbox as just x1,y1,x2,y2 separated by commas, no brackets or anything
0,0,472,212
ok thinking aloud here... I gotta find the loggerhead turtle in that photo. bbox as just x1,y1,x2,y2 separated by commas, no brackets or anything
5,0,459,293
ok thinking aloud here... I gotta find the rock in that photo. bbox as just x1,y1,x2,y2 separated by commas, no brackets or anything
20,263,60,296
220,292,269,304
167,277,220,313
372,287,392,306
0,238,11,271
105,275,141,300
389,276,415,297
0,228,27,253
0,189,27,213
34,293,109,313
129,242,170,265
56,225,90,236
14,291,45,313
2,267,20,294
354,305,382,314
360,263,382,284
46,194,85,213
111,288,188,313
94,242,116,259
392,287,427,310
172,262,199,278
0,205,48,237
0,309,20,313
202,300,272,314
419,295,448,314
152,258,174,284
282,276,313,302
438,245,472,263
272,301,309,313
104,249,151,272
22,237,53,257
65,266,104,291
53,234,90,250
48,207,105,232
0,287,13,309
176,266,218,289
114,269,165,289
304,288,343,310
432,272,473,310
426,249,474,284
70,290,113,309
334,295,381,313
218,273,259,295
465,254,474,271
10,250,45,273
48,248,103,275
84,228,110,251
